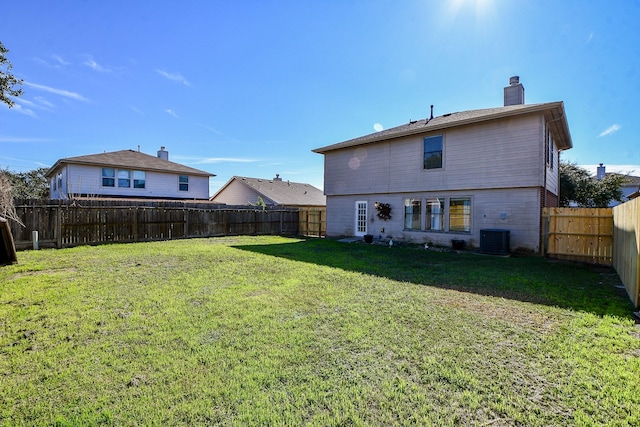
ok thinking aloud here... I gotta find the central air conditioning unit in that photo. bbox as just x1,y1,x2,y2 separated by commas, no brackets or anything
480,229,510,255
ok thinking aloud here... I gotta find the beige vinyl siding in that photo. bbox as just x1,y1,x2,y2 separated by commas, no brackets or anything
326,187,542,251
324,115,543,196
213,180,274,205
61,164,209,199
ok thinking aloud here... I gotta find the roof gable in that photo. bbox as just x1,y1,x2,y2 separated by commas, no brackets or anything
313,102,572,153
47,150,214,178
212,176,326,206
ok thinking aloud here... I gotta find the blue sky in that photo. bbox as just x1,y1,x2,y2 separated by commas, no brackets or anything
1,0,639,194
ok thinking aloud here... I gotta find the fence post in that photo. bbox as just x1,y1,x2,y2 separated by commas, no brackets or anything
185,208,189,238
133,207,138,242
56,205,62,248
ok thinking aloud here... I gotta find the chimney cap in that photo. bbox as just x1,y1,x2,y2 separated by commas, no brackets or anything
509,76,520,85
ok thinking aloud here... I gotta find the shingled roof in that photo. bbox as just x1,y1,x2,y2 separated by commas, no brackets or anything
212,176,326,206
313,102,572,154
46,149,214,178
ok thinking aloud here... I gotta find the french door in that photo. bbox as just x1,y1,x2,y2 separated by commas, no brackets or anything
355,201,368,236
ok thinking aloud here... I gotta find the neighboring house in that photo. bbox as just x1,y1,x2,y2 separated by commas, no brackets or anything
595,164,640,206
46,147,214,200
312,76,573,253
211,175,326,207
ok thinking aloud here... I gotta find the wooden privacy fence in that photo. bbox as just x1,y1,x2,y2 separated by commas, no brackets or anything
543,207,613,265
297,208,326,238
9,200,326,250
613,198,640,308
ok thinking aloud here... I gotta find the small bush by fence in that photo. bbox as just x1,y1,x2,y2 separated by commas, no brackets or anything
9,199,325,250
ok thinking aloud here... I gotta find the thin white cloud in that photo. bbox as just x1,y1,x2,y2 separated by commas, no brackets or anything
0,136,54,143
587,32,594,43
34,96,55,109
164,109,180,118
598,124,621,137
8,102,37,118
24,82,89,102
130,106,145,116
183,157,259,165
84,56,112,73
194,121,221,134
582,164,639,176
156,69,190,86
33,54,69,69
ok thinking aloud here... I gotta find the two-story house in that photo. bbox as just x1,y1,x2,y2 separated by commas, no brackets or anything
312,77,573,253
46,147,214,200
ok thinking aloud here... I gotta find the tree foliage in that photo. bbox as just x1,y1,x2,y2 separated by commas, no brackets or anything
0,41,23,108
559,161,627,207
1,167,50,199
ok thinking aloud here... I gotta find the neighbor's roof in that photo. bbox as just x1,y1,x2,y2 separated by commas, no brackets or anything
212,176,326,206
607,173,640,187
46,149,214,178
313,102,572,154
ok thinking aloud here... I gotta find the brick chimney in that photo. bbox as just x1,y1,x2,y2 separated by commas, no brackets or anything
504,76,525,106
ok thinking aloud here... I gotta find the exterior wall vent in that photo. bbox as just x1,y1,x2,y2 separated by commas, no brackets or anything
480,229,510,255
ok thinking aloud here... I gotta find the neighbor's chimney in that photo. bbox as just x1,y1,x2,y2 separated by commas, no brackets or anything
273,174,282,182
504,76,525,106
430,105,434,120
157,146,169,160
597,163,606,180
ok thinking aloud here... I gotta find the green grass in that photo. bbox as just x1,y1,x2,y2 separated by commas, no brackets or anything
1,236,639,426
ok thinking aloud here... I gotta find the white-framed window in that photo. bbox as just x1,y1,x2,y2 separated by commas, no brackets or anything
133,170,146,189
426,198,444,231
179,175,189,192
118,170,131,188
102,168,115,187
449,198,471,233
404,198,421,230
402,196,471,233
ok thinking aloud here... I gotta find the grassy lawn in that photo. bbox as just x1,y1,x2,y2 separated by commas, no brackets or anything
1,236,639,426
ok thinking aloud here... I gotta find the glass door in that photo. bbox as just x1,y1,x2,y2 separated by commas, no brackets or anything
355,201,368,236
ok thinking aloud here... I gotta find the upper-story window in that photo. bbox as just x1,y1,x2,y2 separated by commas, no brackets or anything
133,170,146,189
424,135,443,169
102,168,115,187
179,175,189,191
118,170,131,188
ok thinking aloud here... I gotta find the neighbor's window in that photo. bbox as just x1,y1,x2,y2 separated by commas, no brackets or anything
424,135,443,169
449,198,471,232
118,169,131,188
426,198,444,231
404,198,421,230
102,168,115,187
179,175,189,191
133,170,146,189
